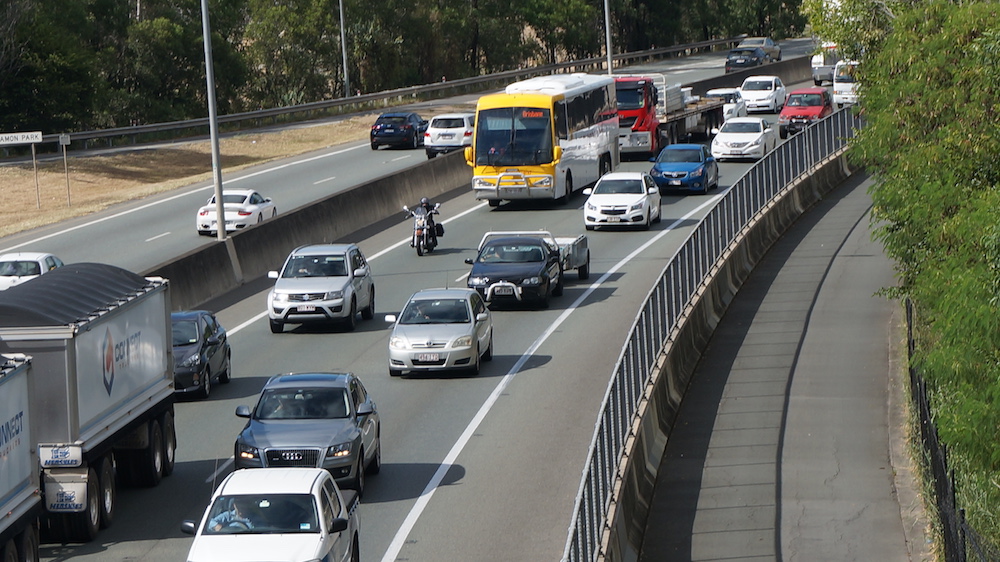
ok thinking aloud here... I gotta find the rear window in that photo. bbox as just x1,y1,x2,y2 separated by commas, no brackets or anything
377,116,407,125
431,118,467,128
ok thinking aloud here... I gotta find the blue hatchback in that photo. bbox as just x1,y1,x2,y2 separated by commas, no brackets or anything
649,143,719,195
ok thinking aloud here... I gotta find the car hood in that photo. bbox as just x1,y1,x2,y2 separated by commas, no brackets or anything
781,106,825,118
241,419,355,449
652,161,703,174
172,343,199,364
0,275,38,290
391,323,473,343
272,277,350,294
187,533,325,562
586,193,648,207
741,89,777,101
469,262,546,281
716,132,764,143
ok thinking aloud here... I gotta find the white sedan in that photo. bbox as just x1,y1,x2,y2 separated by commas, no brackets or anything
0,252,65,290
582,171,662,230
196,189,276,235
710,117,778,162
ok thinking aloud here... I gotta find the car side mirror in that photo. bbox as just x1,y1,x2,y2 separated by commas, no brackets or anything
465,258,475,265
180,520,197,535
235,405,252,418
330,517,349,533
464,146,474,165
476,312,489,322
385,314,397,323
357,403,374,416
206,336,220,345
647,188,658,195
268,271,279,279
353,268,367,278
582,188,593,196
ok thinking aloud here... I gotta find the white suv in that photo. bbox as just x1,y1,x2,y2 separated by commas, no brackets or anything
424,113,475,159
267,243,375,333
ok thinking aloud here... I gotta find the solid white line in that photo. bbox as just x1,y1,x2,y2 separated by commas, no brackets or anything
313,176,337,185
145,232,171,242
390,155,412,162
204,457,235,484
379,193,724,562
0,143,367,254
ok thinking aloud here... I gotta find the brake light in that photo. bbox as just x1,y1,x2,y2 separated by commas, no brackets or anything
425,132,430,137
464,131,472,137
199,210,209,216
237,211,252,216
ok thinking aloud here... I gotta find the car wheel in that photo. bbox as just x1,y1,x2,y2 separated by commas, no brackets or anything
411,134,418,149
370,142,378,150
552,272,564,296
539,284,551,309
219,351,232,383
483,334,493,361
344,298,357,331
269,319,283,334
641,210,652,230
366,436,381,475
199,369,211,399
352,452,365,497
389,368,403,377
653,204,662,223
469,343,481,376
488,199,501,207
585,224,594,231
779,127,787,140
271,208,277,218
361,288,375,320
426,150,435,159
257,213,263,223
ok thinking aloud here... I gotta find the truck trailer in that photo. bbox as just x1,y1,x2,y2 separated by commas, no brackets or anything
0,262,176,546
614,74,726,158
0,354,42,562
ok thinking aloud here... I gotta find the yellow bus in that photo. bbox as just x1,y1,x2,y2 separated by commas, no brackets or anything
465,73,619,206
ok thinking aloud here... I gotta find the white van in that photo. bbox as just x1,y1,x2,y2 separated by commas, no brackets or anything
833,60,859,107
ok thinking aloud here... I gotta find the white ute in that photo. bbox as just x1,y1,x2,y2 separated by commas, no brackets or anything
182,467,360,562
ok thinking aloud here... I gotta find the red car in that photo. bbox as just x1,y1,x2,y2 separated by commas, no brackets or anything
777,87,834,139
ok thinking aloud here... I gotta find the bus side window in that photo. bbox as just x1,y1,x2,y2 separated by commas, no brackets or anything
554,101,568,140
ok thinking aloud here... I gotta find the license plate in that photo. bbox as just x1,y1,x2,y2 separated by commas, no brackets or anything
669,180,682,186
494,286,514,296
384,128,395,133
416,353,440,362
440,133,454,139
297,304,316,312
606,216,621,222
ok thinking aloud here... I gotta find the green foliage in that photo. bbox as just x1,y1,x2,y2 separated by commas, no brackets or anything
840,0,1000,546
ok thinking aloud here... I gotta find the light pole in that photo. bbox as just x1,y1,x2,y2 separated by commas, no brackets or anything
604,0,613,74
199,0,225,242
339,0,350,96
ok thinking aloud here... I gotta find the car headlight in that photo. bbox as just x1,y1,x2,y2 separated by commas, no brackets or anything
326,290,344,300
272,292,289,303
453,335,473,347
389,336,408,349
469,277,487,286
586,202,597,211
690,168,703,178
778,115,790,125
630,201,645,211
178,354,201,368
522,277,542,286
750,137,763,146
650,169,662,177
237,443,259,461
326,443,352,458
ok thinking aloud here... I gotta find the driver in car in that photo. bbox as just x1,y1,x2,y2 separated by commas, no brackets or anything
209,499,254,531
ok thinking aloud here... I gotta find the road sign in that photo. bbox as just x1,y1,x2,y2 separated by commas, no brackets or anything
0,131,43,146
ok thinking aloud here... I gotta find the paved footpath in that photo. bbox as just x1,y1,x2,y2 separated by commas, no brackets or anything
638,174,934,561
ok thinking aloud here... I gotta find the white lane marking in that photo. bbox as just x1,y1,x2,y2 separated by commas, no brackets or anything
0,143,367,254
379,193,724,562
313,176,337,185
391,155,412,162
204,457,235,484
145,232,171,242
454,272,469,283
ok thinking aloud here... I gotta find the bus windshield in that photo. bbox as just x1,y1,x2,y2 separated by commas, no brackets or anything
474,107,553,166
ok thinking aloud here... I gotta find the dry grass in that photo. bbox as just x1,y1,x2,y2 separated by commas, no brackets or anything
1,111,410,239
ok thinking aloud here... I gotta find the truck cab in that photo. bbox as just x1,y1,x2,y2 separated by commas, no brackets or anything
615,76,662,156
182,467,360,562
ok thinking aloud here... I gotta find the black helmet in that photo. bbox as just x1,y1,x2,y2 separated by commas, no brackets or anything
420,197,430,205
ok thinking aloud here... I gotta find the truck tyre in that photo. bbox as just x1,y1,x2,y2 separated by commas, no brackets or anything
160,411,176,477
71,467,101,542
2,540,17,562
138,419,164,487
269,319,283,333
97,455,116,529
17,523,39,562
488,199,501,207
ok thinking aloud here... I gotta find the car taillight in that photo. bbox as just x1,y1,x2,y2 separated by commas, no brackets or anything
425,132,430,137
464,131,472,137
237,211,252,216
198,210,209,216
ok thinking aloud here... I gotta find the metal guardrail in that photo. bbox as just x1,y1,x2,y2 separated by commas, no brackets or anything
562,108,864,562
31,37,742,151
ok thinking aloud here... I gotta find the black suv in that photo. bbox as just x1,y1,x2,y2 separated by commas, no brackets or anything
370,112,428,150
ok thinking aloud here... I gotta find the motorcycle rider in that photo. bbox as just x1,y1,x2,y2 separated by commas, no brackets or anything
413,197,440,246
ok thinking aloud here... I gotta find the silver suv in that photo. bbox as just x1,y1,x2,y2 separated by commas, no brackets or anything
424,113,475,159
267,244,375,333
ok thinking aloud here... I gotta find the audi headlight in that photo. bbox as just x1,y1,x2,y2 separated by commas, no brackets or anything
453,335,473,347
326,443,352,458
178,354,201,368
326,290,344,300
522,277,542,286
237,443,259,461
389,336,408,349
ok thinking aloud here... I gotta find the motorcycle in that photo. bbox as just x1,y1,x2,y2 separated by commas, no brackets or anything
403,203,442,256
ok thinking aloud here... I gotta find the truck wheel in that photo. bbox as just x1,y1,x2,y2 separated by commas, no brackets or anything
160,411,176,477
2,539,17,562
17,523,39,562
487,199,501,207
97,455,116,529
138,419,164,487
269,319,283,333
71,467,101,542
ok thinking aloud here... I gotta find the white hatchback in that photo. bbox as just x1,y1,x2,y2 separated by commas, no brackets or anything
0,252,65,290
582,171,662,230
739,75,787,113
424,113,475,159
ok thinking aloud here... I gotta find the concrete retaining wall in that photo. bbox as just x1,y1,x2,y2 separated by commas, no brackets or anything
603,153,859,561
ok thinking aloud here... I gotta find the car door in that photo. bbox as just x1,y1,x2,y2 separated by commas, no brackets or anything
205,313,227,375
774,78,787,107
644,174,661,214
349,378,378,464
543,241,561,287
702,146,718,184
471,292,492,352
319,482,350,562
349,248,373,309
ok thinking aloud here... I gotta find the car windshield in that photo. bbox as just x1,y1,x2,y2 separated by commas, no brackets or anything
282,255,347,278
594,179,645,195
0,260,41,277
786,94,822,106
474,107,553,166
172,320,199,346
720,121,762,134
657,149,702,163
255,387,351,420
400,298,471,325
477,243,546,264
742,81,773,91
203,494,319,535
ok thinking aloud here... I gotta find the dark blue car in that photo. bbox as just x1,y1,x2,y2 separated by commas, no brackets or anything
370,112,428,150
649,143,719,195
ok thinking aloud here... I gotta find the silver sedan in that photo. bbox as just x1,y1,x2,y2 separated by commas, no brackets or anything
386,288,494,376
